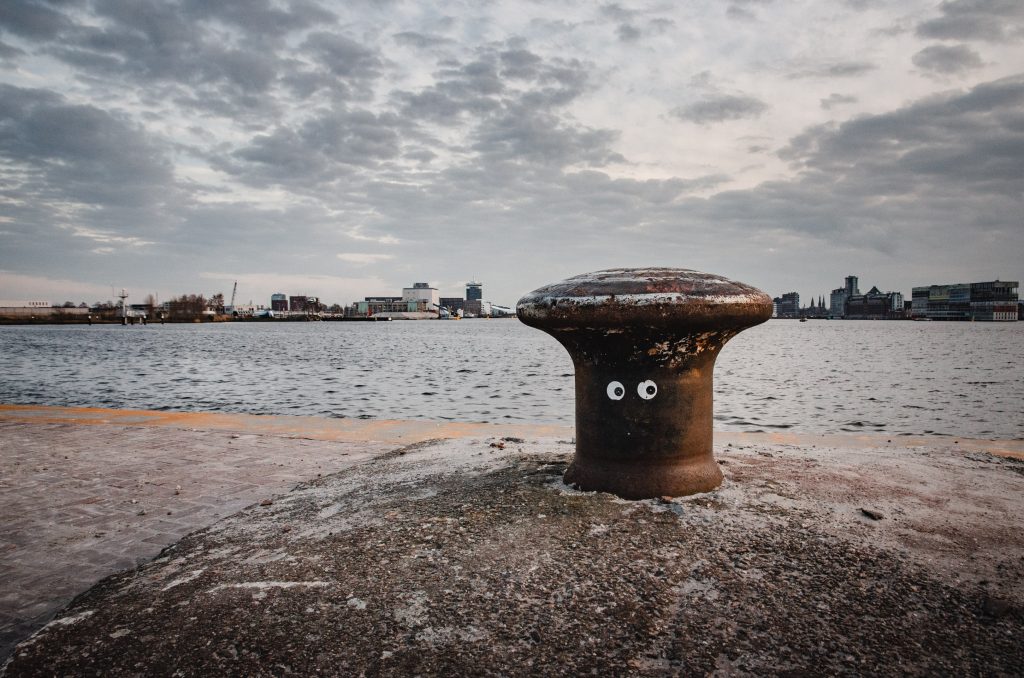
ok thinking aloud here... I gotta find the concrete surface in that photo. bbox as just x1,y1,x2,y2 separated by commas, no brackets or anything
1,407,1021,676
0,421,395,659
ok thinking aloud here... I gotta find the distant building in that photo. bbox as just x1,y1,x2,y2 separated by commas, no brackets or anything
829,288,848,318
0,300,49,309
845,276,860,297
772,292,800,319
845,287,905,320
439,297,465,313
911,280,1018,321
347,284,439,319
464,299,491,317
466,280,482,302
403,282,439,310
288,296,322,314
271,293,288,312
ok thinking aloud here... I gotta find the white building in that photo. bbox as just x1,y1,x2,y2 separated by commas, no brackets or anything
402,282,439,310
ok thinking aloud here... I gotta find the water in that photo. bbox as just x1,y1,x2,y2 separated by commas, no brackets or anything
1,320,1021,439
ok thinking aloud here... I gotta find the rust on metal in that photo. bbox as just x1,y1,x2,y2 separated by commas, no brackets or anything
517,267,772,499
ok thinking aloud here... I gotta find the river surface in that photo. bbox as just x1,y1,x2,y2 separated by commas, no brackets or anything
1,320,1021,439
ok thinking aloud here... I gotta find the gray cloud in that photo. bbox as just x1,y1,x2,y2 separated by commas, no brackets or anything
788,61,877,79
599,4,640,22
0,0,73,39
912,44,985,74
0,0,1021,306
671,94,769,124
302,31,384,82
616,24,641,42
821,93,858,109
780,75,1024,197
0,84,174,209
393,31,455,49
213,108,405,188
916,0,1024,43
726,0,774,21
0,39,25,59
471,108,625,168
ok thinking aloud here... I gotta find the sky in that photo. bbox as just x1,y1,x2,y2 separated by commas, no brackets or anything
1,0,1022,308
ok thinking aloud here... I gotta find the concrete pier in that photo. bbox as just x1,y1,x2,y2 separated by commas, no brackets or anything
1,406,1022,675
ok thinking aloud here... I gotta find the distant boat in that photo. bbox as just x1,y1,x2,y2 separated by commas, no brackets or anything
799,317,808,322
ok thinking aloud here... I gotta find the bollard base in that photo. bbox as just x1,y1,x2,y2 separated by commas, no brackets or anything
564,455,724,500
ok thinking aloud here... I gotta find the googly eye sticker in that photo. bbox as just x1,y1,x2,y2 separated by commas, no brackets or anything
606,381,625,400
637,380,657,400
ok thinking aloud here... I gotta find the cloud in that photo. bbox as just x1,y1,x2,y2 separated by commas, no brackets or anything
213,108,405,187
0,39,26,60
671,94,769,124
1,0,1022,307
616,24,642,42
393,31,455,49
912,44,985,74
820,93,858,109
69,226,156,248
916,0,1024,43
0,0,71,39
345,229,401,245
774,75,1024,217
336,253,394,264
0,270,115,303
0,84,177,226
788,61,877,79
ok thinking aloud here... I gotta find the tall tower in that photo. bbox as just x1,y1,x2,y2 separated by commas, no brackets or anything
845,275,859,297
466,280,482,301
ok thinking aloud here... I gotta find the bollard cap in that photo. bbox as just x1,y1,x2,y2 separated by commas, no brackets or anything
517,267,772,330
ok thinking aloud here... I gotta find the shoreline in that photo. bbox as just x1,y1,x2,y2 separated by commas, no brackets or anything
2,404,1022,460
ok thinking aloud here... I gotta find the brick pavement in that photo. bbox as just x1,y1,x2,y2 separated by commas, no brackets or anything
0,421,392,658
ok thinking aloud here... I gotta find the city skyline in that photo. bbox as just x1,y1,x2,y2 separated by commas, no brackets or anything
1,1,1022,306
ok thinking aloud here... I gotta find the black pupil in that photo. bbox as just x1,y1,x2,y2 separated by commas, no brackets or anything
614,387,623,396
646,385,655,395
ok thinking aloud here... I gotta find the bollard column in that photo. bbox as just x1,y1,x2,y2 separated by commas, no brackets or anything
517,268,772,499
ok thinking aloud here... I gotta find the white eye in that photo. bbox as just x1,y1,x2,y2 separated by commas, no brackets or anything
637,380,657,400
606,381,625,400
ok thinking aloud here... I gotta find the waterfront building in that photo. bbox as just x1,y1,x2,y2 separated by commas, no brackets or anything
439,297,465,313
845,276,860,297
829,288,848,318
466,280,482,302
464,299,492,317
287,296,322,314
845,287,904,320
911,280,1018,321
0,301,52,317
772,292,800,319
354,298,428,316
0,301,92,318
403,282,439,310
969,281,1019,321
270,293,287,312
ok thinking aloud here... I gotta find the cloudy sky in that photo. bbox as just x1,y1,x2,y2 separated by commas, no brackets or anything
1,0,1022,307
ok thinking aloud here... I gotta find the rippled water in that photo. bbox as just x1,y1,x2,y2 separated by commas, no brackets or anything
1,320,1021,439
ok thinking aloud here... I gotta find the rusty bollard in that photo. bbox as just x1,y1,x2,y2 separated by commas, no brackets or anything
517,268,772,499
